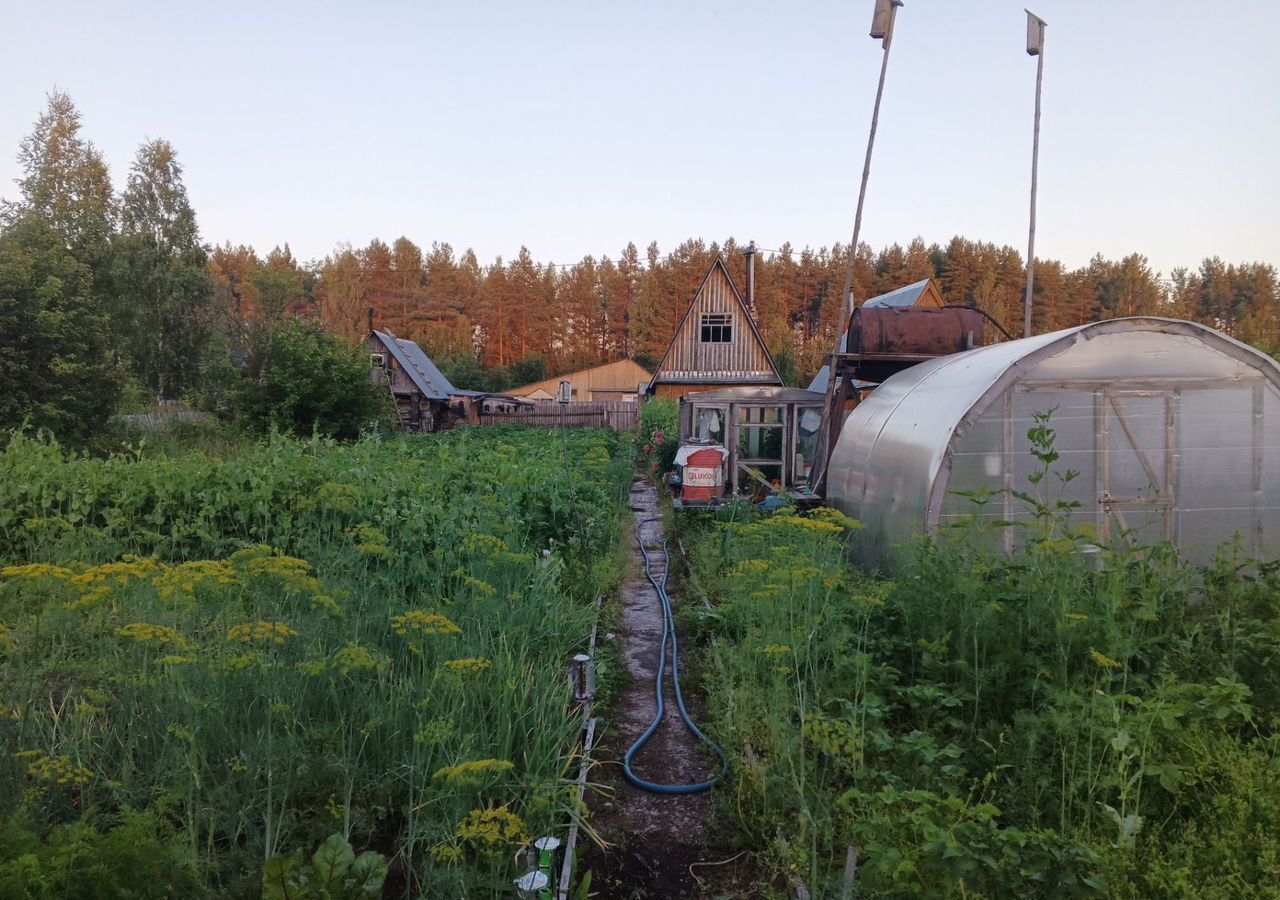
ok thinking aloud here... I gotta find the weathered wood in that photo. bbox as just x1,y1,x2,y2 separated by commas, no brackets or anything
648,258,782,399
478,400,638,432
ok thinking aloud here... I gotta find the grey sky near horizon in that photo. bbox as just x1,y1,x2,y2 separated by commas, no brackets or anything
2,0,1277,277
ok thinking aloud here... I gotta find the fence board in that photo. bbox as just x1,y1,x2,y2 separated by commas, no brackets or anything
478,400,638,432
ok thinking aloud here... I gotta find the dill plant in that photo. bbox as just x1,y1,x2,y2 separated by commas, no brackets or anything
686,413,1280,897
0,426,631,897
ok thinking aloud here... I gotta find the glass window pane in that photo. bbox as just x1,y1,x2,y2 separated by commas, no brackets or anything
739,425,783,460
738,406,783,424
694,407,725,441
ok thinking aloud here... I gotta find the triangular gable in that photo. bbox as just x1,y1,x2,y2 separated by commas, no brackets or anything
647,257,783,389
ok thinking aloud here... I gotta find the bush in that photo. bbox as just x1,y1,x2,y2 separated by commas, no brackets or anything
232,319,390,439
639,398,678,477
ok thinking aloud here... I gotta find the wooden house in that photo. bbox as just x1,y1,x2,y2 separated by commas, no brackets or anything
368,330,458,433
510,359,653,402
646,257,782,400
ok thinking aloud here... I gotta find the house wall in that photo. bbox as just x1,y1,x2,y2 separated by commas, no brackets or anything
651,262,780,388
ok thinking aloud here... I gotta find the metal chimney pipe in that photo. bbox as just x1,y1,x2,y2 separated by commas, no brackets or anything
744,241,757,314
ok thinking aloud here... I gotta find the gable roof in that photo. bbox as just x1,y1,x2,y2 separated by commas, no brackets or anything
647,256,782,389
863,278,942,309
372,330,457,401
510,359,653,398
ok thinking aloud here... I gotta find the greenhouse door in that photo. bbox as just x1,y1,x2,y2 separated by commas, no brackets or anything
1099,391,1175,545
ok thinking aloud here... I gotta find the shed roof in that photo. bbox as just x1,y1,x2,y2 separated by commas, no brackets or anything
862,278,939,309
373,331,457,401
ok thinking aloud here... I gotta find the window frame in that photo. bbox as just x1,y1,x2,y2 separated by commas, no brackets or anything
699,312,733,344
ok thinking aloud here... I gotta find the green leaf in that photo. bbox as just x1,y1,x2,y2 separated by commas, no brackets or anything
310,833,355,891
349,851,388,897
262,853,307,900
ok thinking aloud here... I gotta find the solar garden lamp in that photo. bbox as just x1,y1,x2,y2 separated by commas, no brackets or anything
570,653,597,702
534,835,560,884
512,868,549,899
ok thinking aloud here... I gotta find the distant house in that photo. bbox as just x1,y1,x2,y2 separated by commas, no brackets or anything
367,330,459,433
807,277,945,393
862,278,943,310
646,257,782,400
510,360,653,403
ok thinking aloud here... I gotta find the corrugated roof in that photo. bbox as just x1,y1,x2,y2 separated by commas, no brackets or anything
374,331,457,401
863,278,932,308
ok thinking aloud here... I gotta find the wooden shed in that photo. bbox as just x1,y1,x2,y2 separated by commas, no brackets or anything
368,330,458,433
646,257,783,400
510,359,652,402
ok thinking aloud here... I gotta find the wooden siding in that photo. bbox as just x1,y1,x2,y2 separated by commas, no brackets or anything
649,258,782,388
510,359,652,400
478,400,638,432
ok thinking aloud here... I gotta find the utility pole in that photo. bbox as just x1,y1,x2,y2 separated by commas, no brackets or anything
1024,10,1047,338
839,0,905,315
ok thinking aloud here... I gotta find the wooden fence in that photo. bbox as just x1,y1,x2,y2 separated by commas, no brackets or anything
478,400,639,432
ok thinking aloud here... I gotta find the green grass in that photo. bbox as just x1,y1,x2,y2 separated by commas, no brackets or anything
0,426,632,897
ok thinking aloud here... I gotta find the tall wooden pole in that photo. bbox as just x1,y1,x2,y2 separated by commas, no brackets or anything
1024,12,1046,338
840,0,902,315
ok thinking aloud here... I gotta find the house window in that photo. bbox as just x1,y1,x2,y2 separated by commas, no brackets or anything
700,313,732,343
370,353,386,368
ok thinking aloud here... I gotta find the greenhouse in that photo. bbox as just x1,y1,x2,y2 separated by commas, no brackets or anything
826,317,1280,566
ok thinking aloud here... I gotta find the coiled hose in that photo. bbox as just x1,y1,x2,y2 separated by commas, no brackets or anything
622,517,729,794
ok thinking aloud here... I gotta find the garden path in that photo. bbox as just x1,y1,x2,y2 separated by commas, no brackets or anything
580,480,764,898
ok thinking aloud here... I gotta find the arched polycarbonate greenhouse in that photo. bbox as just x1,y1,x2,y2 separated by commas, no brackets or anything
826,317,1280,566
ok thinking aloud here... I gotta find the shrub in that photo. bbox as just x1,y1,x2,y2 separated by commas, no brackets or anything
231,319,390,439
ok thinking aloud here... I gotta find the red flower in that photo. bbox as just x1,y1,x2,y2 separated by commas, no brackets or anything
643,444,652,454
655,435,664,446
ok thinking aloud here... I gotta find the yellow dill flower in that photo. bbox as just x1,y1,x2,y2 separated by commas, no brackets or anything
158,655,196,666
802,714,861,758
456,806,528,850
431,844,464,867
238,552,324,595
66,585,113,611
462,576,497,598
730,560,770,578
116,622,190,650
808,507,861,529
1066,613,1089,623
391,610,461,638
227,621,298,645
1,563,76,581
1090,648,1124,670
462,532,507,557
72,556,158,589
225,651,261,670
26,753,93,786
441,657,492,676
348,523,393,559
433,758,515,782
333,642,390,676
760,644,792,656
316,481,362,513
153,560,239,603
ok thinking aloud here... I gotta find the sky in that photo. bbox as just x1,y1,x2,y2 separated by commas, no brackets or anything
2,0,1277,276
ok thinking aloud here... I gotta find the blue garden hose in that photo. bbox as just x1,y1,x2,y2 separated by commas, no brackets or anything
623,517,729,794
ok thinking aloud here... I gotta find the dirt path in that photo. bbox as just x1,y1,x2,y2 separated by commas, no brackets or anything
578,480,765,898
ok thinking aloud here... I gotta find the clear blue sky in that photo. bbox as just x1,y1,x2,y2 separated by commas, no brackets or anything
2,0,1277,275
